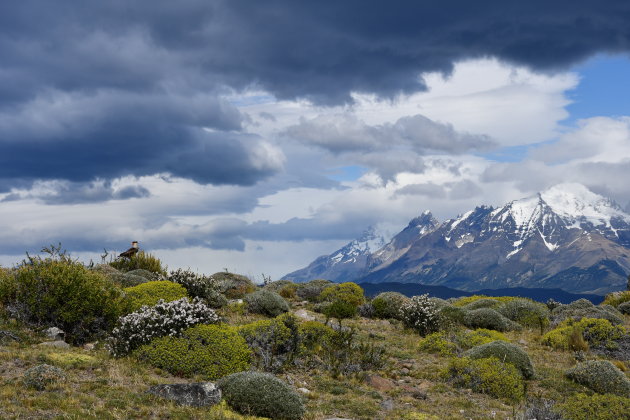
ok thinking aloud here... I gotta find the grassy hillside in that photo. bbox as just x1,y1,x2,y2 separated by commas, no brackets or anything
1,250,629,419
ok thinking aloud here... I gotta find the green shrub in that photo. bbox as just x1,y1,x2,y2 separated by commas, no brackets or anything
298,321,334,352
123,281,188,312
264,280,294,293
542,318,626,350
618,301,630,315
319,282,364,324
218,371,305,420
551,299,624,325
453,295,516,307
134,324,251,379
497,298,550,331
419,332,457,356
603,291,630,307
462,308,521,332
109,251,167,276
371,292,409,319
462,298,503,310
558,393,630,420
244,290,290,317
463,340,534,379
212,272,256,299
238,315,299,372
319,282,365,306
565,360,630,396
317,327,386,377
438,305,466,326
23,364,66,391
442,356,525,402
1,247,125,344
458,329,509,349
296,279,333,301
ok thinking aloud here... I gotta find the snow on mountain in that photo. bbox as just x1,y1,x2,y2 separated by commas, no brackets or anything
286,183,630,294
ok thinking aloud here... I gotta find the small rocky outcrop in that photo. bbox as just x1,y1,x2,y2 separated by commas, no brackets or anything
147,382,221,407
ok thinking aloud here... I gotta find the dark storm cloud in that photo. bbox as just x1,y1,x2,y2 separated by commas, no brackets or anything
0,0,628,187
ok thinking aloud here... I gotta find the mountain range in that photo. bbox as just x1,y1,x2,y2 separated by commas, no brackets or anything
282,183,630,295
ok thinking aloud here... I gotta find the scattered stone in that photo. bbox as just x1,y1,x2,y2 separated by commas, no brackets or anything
297,387,311,394
23,364,66,390
519,339,527,346
294,309,316,321
401,367,410,375
44,327,65,341
83,342,97,351
147,382,222,407
0,330,20,342
380,399,394,411
402,362,413,369
39,340,70,349
364,374,395,392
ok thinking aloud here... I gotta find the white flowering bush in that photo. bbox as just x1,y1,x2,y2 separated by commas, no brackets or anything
399,294,441,336
168,268,227,308
107,297,220,357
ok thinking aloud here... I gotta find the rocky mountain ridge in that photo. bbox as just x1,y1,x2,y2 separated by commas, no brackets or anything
283,183,630,294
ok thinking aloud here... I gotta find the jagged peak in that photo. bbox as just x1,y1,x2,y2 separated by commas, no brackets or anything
407,210,439,228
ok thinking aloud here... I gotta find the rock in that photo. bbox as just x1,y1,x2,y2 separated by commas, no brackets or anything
294,309,316,321
0,330,20,342
519,339,527,346
297,387,311,394
83,342,97,351
380,399,394,411
39,340,70,349
364,374,395,392
44,327,65,341
147,382,221,407
401,367,410,375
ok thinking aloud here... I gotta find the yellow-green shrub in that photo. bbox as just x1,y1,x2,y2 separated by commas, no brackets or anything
319,282,365,306
442,356,525,402
1,248,125,344
460,329,509,348
238,316,298,371
135,324,251,379
123,281,188,312
299,320,334,352
558,393,630,420
453,295,516,307
603,291,630,307
109,251,167,276
419,332,457,356
542,317,625,350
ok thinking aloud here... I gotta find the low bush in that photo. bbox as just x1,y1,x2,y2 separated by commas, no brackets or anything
558,393,630,420
399,294,441,336
318,282,365,324
135,324,251,379
463,340,534,379
358,302,376,318
109,251,167,276
565,360,630,396
317,327,386,377
295,279,333,302
462,298,502,310
521,398,563,420
23,364,66,391
238,315,299,372
418,331,457,356
0,246,125,344
244,290,290,317
618,301,630,315
542,318,626,350
458,328,509,349
298,321,334,352
603,291,630,307
218,371,305,420
442,356,525,402
551,299,624,326
462,308,521,332
107,297,220,357
263,280,294,293
167,268,226,308
497,298,550,331
123,281,188,312
437,305,466,326
453,295,516,307
371,292,409,319
212,272,256,299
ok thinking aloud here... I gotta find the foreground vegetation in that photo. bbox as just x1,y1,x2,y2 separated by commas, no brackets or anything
1,246,629,419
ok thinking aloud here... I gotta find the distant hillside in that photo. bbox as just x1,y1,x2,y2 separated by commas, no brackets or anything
358,282,604,304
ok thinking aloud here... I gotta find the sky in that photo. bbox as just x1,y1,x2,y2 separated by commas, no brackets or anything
1,1,630,280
